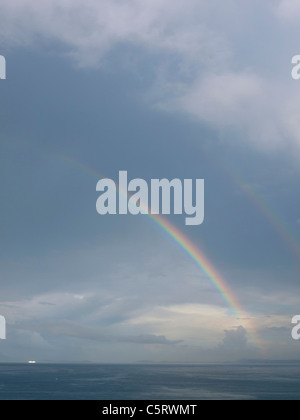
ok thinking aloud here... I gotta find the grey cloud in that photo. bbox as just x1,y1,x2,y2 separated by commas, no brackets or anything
259,326,291,340
218,326,249,352
263,327,290,332
276,0,300,20
0,0,223,66
0,0,299,153
38,302,56,307
15,320,182,346
211,326,259,361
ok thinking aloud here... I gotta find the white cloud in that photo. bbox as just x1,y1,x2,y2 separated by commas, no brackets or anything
166,72,300,151
217,326,248,352
128,303,251,347
0,0,225,67
1,1,300,151
1,0,298,152
276,0,300,20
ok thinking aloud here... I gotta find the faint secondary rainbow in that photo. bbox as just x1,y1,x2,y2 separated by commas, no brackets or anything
225,165,300,262
242,184,300,261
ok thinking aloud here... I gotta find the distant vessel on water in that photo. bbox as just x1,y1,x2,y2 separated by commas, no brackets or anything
27,361,37,364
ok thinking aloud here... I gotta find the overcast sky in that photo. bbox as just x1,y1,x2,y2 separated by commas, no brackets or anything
0,0,300,363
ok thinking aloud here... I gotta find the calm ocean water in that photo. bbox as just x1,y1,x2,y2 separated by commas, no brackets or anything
0,363,300,400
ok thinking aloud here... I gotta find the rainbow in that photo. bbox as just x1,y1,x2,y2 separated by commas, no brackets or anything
146,214,263,349
147,213,243,315
25,147,262,347
225,165,300,261
61,155,249,317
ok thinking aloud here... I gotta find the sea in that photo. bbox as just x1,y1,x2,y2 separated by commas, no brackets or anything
0,363,300,400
